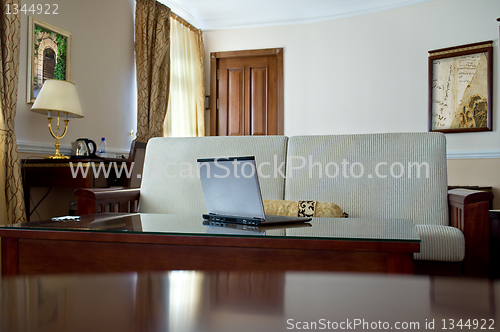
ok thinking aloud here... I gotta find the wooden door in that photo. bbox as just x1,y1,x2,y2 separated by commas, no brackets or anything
210,48,283,136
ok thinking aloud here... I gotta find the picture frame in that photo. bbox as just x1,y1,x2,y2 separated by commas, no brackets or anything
27,16,71,103
428,41,493,133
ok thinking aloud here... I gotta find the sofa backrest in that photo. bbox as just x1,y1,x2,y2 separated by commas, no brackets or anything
284,133,448,226
139,136,288,214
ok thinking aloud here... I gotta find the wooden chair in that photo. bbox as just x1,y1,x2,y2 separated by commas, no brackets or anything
124,141,147,188
75,141,146,214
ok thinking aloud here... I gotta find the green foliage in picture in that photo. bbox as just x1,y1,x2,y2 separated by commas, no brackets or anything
33,23,67,81
53,33,67,80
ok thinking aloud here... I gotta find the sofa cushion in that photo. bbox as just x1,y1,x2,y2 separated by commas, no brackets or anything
139,136,288,214
414,225,465,262
263,199,345,218
284,133,448,226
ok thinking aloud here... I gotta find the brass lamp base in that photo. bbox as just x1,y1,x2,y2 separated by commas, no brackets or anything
45,154,69,160
46,116,70,160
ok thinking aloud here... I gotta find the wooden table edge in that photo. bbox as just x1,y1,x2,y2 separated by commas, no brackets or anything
0,228,420,253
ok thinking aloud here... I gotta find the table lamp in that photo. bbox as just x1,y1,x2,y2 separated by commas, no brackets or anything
31,80,83,159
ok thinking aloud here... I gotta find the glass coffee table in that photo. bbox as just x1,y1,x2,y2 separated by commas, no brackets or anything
0,213,420,275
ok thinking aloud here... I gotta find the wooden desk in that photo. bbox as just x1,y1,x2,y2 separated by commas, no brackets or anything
0,213,420,275
22,158,127,220
0,271,497,331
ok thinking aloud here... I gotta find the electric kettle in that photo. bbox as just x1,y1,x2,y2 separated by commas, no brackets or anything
74,138,97,157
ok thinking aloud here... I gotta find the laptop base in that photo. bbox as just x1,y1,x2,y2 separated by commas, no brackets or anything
202,213,311,226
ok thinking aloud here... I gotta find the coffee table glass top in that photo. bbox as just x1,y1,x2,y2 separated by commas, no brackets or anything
1,213,420,243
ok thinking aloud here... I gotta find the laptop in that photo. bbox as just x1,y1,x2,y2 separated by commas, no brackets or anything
197,156,312,226
202,219,312,234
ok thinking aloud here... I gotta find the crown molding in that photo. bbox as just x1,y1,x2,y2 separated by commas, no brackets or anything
158,0,200,28
162,0,433,31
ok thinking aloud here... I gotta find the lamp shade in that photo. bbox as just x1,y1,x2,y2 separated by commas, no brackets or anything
31,80,83,118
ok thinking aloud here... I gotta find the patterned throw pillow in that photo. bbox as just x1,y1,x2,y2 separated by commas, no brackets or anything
262,199,346,218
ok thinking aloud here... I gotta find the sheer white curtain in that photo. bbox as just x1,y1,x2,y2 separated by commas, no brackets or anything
164,17,204,137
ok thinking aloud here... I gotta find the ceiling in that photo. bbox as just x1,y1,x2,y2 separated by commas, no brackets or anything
159,0,432,30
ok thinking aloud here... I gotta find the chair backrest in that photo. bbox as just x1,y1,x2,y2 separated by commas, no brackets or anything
124,141,147,188
138,136,288,214
284,133,448,226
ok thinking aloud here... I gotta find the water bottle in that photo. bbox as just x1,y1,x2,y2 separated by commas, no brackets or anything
98,137,107,156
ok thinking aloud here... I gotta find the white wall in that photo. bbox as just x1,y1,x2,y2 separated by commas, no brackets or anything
203,0,500,153
16,0,136,155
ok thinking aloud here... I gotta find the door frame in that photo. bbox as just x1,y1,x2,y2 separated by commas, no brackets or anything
209,48,284,136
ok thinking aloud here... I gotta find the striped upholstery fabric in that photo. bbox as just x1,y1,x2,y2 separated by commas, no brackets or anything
139,136,288,214
415,225,465,261
285,133,464,261
285,133,448,224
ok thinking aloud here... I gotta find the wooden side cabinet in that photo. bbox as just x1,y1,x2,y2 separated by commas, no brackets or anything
490,210,500,278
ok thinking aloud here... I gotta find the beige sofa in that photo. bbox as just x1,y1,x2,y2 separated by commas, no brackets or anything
76,133,493,276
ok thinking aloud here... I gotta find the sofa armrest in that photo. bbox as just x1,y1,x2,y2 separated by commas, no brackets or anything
448,189,494,277
75,188,141,215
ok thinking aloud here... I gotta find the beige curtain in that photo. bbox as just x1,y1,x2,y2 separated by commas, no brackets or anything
164,16,205,137
0,0,26,224
135,0,171,142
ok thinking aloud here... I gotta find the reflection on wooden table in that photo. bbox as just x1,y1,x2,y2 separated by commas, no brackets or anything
1,271,498,332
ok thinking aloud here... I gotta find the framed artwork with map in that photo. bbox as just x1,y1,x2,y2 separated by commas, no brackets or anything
428,41,493,133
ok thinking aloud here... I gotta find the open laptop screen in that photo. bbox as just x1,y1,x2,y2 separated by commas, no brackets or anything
197,156,266,219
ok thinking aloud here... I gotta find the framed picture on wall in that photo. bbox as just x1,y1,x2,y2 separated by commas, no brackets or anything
428,41,493,133
27,17,71,103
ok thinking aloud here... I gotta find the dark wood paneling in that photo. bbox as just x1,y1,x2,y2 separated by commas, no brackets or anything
250,66,268,135
211,48,283,59
1,238,19,275
0,227,419,253
227,67,244,135
448,189,494,277
217,59,229,136
462,201,490,276
489,211,500,278
18,239,390,275
388,253,414,274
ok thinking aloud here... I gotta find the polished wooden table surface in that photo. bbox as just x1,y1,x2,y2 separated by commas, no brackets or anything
1,271,497,332
0,213,420,275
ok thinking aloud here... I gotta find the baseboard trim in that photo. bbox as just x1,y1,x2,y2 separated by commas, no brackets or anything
17,140,129,157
